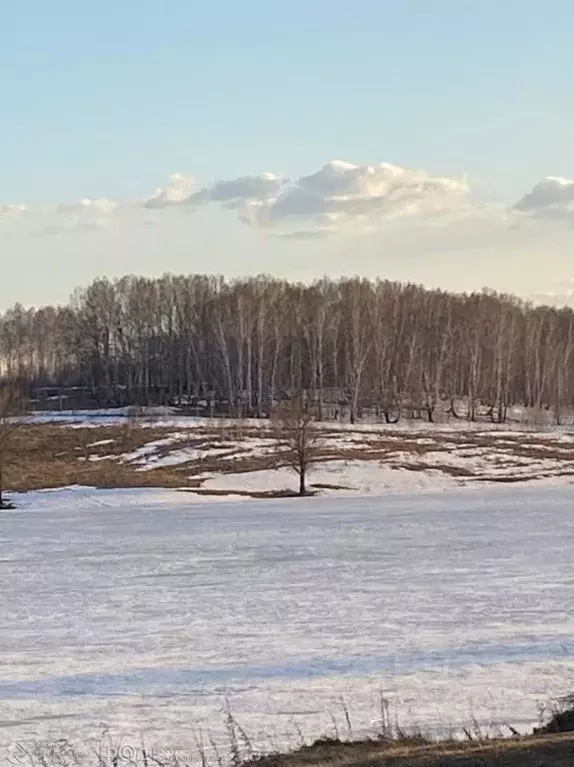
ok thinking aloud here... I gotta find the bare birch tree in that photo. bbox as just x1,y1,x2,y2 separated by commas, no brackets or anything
272,395,322,496
2,274,574,426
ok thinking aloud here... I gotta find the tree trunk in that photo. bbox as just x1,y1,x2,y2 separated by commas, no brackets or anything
299,468,306,496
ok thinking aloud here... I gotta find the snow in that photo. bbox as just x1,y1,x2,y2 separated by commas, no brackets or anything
24,407,574,433
1,485,574,761
385,448,568,479
199,460,464,495
139,446,240,470
87,438,115,448
9,486,248,512
119,433,189,465
115,433,283,472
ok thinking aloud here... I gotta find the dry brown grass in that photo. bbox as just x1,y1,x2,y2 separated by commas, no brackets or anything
245,732,574,767
4,422,574,496
3,424,202,492
2,423,320,496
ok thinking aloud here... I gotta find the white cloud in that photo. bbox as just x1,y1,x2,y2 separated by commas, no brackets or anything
239,160,470,232
29,197,119,235
514,176,574,221
1,161,574,249
193,172,283,207
57,198,118,216
143,173,196,208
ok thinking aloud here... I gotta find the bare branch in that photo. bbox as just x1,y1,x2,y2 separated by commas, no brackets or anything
271,395,323,496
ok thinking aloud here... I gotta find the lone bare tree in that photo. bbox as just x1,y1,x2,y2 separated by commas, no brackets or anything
272,395,322,496
0,383,23,508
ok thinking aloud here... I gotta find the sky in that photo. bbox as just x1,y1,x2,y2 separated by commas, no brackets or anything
1,0,574,309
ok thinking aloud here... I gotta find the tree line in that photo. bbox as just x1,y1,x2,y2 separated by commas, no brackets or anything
0,274,572,423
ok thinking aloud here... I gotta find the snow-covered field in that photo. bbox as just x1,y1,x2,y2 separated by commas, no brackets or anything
2,485,574,763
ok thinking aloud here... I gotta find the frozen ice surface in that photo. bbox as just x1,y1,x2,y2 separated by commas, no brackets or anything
1,486,574,757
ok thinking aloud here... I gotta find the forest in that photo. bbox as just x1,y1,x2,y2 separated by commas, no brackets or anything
0,274,572,423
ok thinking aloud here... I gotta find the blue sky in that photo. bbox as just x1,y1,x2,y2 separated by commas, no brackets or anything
1,1,574,307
